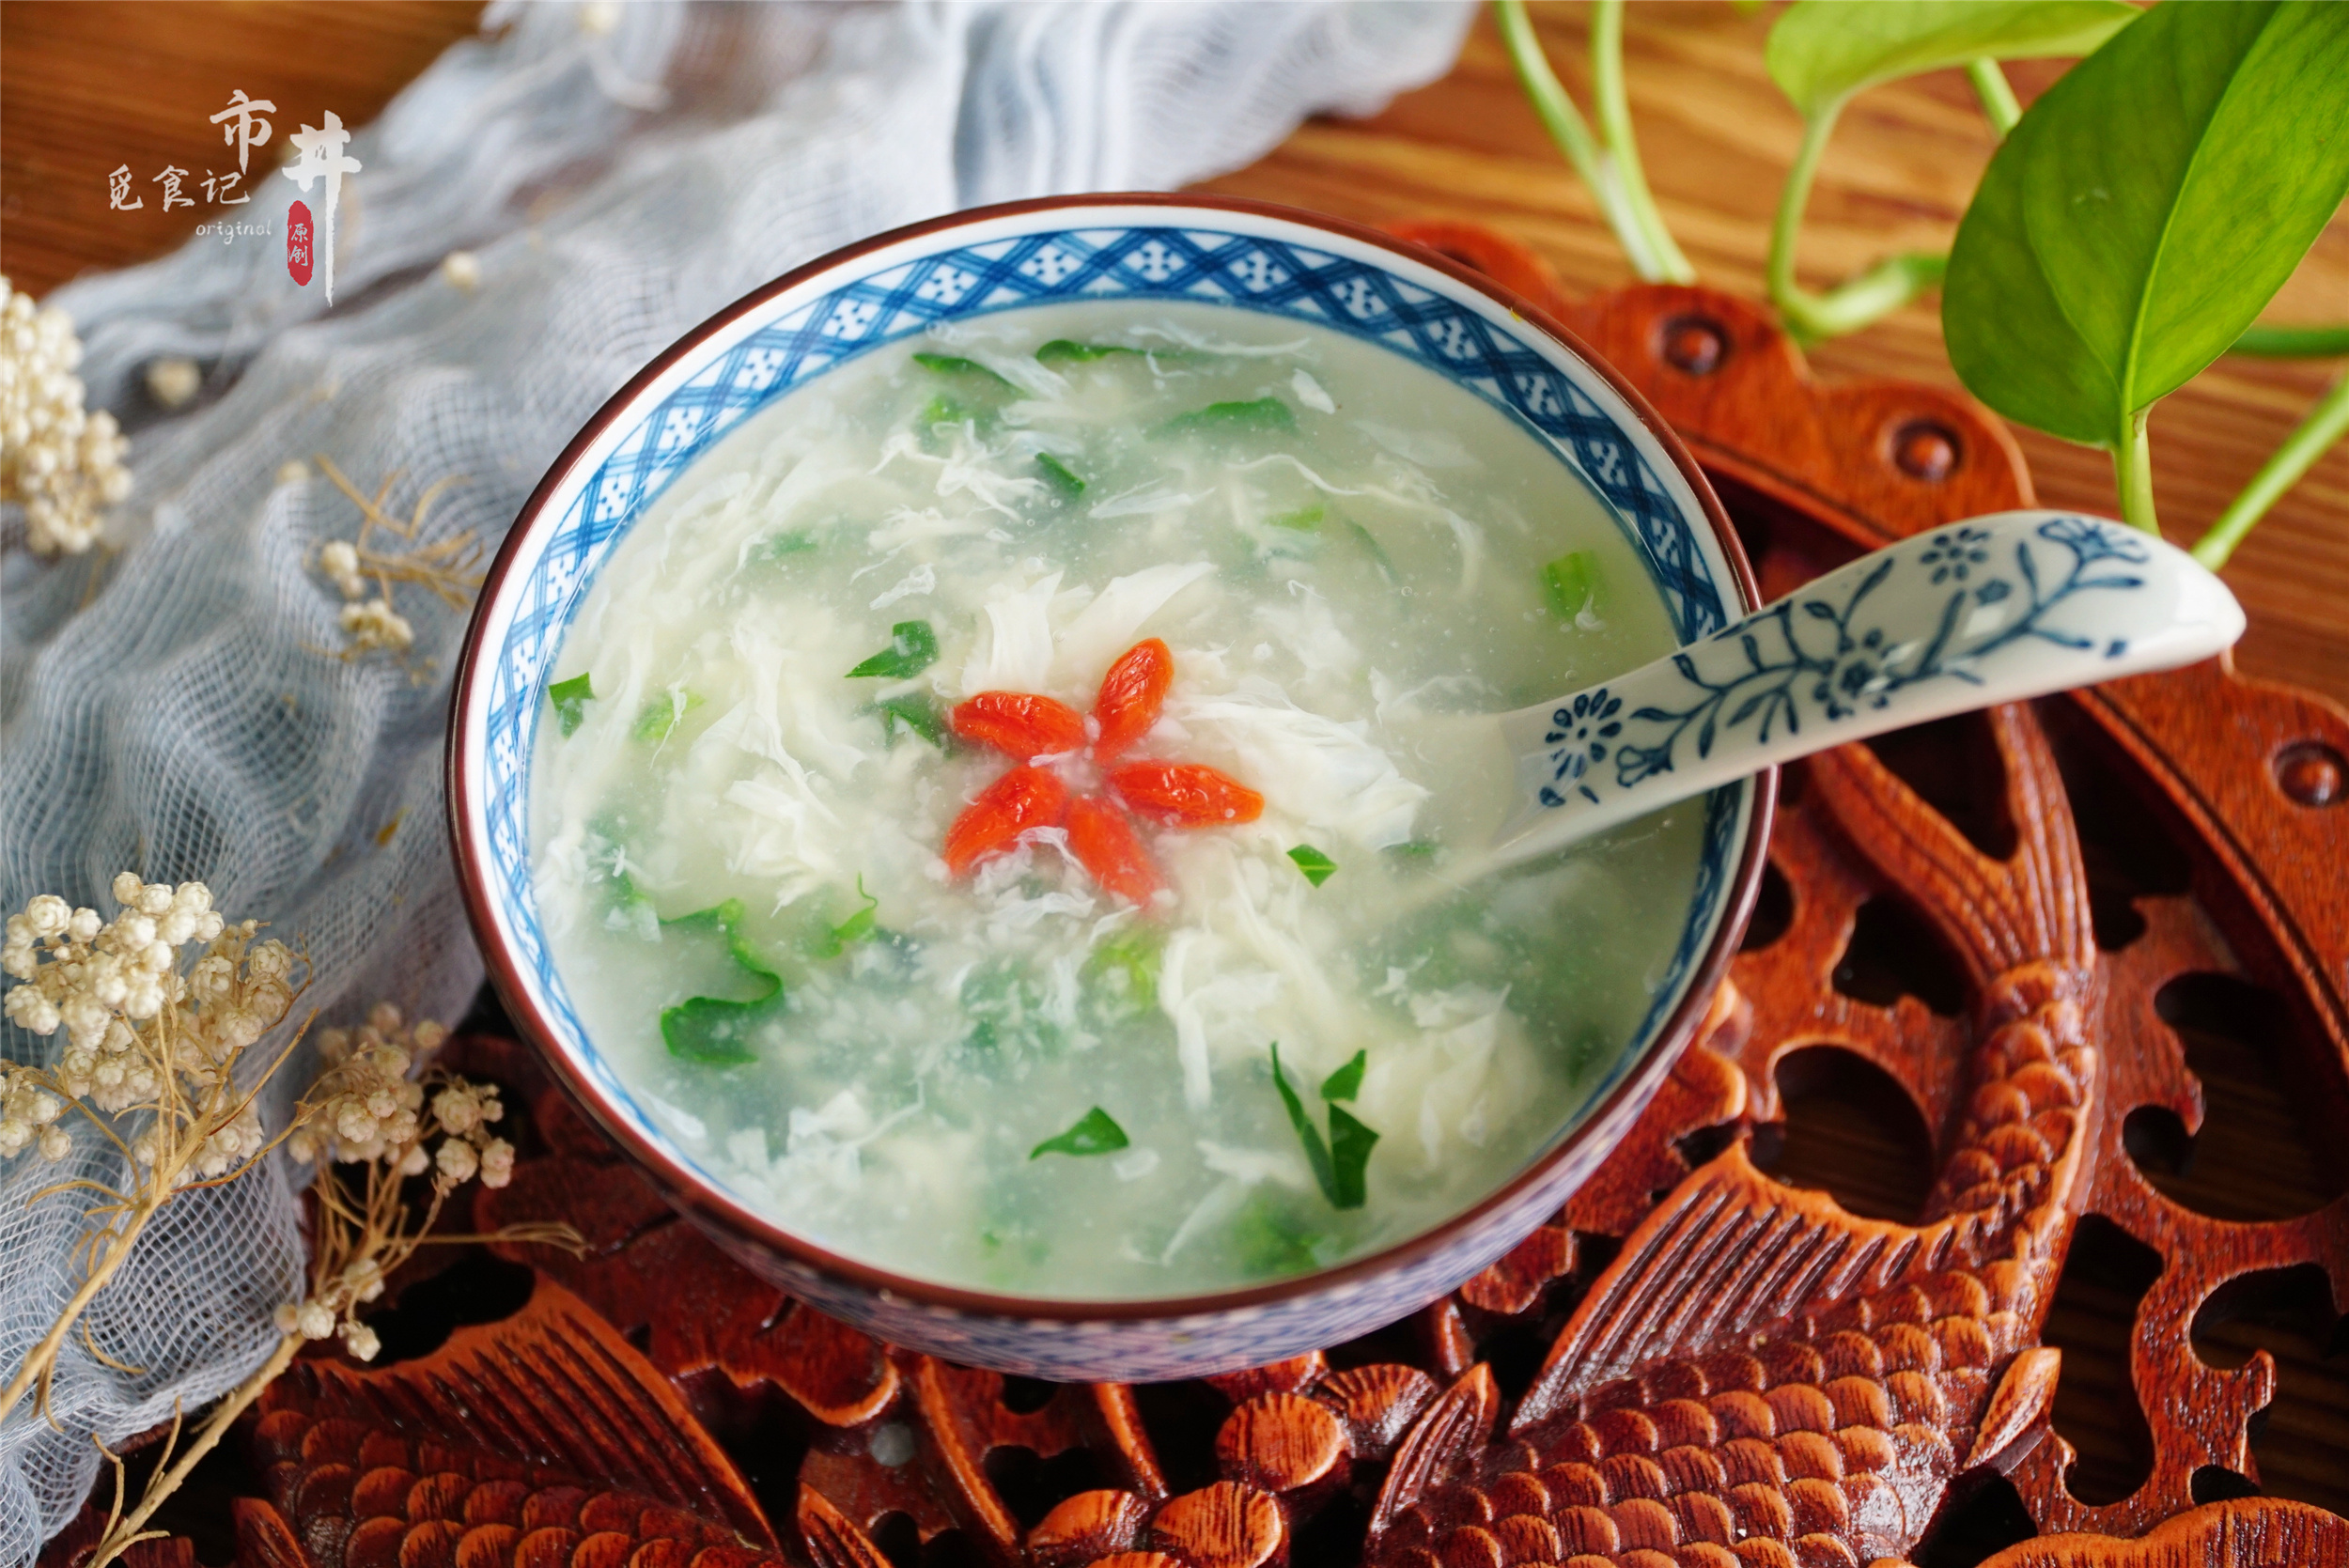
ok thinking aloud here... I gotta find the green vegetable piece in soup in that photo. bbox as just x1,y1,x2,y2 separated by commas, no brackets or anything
1344,518,1396,582
1036,340,1137,364
1268,1043,1377,1211
1324,1105,1377,1210
1030,1106,1130,1160
913,351,1016,389
754,531,817,561
657,899,781,1065
918,394,975,428
870,692,948,748
633,689,704,743
548,673,595,737
1320,1050,1366,1103
1085,928,1161,1018
1035,452,1086,498
1286,845,1337,887
1544,551,1600,620
661,994,768,1065
1154,397,1295,439
1232,1189,1332,1279
848,620,940,679
531,297,1710,1298
830,877,879,950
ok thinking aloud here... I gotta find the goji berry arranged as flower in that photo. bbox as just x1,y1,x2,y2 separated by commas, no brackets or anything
944,639,1261,905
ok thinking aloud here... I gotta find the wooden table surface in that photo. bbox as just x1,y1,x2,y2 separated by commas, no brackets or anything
5,0,2344,705
5,0,2344,1540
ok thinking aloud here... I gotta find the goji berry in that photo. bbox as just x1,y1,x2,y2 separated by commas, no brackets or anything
1108,761,1264,827
1066,796,1161,908
1092,638,1173,761
943,765,1069,874
950,691,1088,758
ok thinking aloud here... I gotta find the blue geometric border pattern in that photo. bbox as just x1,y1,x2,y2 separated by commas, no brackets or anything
474,222,1748,1336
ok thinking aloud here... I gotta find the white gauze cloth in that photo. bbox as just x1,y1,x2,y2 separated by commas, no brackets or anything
0,2,1472,1557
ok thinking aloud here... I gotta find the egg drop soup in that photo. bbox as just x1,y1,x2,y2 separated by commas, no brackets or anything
531,300,1704,1298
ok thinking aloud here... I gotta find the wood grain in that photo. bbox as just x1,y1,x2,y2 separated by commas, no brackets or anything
5,1,2341,698
8,11,2346,1566
1201,5,2349,706
0,2,485,292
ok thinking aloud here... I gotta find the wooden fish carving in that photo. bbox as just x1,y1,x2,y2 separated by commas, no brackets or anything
227,1279,789,1568
1362,706,2107,1568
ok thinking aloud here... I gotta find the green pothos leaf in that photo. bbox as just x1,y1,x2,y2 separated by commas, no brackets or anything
1945,0,2349,447
1766,0,2135,119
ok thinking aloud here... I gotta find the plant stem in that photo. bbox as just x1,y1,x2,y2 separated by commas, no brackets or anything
1967,58,2022,137
84,1335,303,1568
1766,108,1948,344
2193,369,2349,569
1588,0,1694,285
2230,322,2349,359
0,1200,156,1424
2113,409,2160,535
1493,0,1686,285
1766,110,1837,341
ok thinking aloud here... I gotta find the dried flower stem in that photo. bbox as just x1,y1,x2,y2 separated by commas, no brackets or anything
7,989,582,1568
5,878,583,1564
74,1120,578,1568
80,1333,302,1568
3,879,309,1426
283,1006,582,1360
0,1011,311,1422
317,457,482,600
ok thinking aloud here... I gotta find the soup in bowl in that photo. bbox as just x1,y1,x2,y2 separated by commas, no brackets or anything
450,196,1771,1380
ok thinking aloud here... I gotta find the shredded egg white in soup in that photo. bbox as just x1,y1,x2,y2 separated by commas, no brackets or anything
532,300,1703,1297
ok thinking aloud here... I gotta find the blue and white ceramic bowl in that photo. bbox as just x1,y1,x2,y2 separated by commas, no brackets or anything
448,195,1774,1381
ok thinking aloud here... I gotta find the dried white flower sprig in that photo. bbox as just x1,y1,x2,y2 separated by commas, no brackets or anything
5,961,581,1568
1,876,304,1425
273,1003,550,1364
306,454,480,670
0,277,132,557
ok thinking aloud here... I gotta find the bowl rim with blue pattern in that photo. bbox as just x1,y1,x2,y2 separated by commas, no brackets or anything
447,194,1775,1378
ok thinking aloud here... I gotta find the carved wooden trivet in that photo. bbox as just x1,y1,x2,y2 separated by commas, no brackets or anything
41,227,2347,1568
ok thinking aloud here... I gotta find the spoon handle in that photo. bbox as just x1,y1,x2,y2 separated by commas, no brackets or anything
1492,510,2244,858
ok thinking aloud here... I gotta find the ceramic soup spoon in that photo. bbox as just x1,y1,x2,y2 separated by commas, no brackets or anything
1485,510,2243,864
